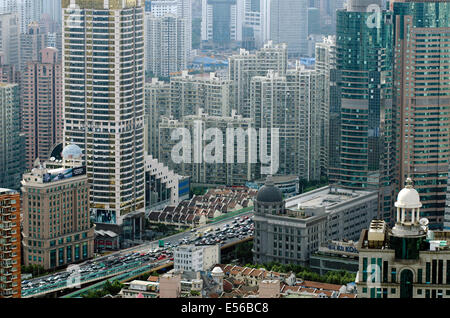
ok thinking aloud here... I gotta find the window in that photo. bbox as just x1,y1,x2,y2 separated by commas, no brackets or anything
391,268,397,283
391,288,396,294
418,268,423,284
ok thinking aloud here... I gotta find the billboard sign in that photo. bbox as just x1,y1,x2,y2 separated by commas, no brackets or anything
43,166,86,183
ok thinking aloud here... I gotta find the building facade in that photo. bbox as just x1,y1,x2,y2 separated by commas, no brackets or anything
22,47,63,169
145,78,171,159
21,159,94,270
269,0,308,57
62,0,146,226
228,41,287,118
174,244,221,272
253,177,378,266
329,0,396,224
357,178,450,298
0,83,24,190
392,0,450,230
0,189,21,298
250,65,325,181
170,71,234,118
158,108,256,186
0,13,20,68
19,22,47,73
145,13,188,78
201,0,244,46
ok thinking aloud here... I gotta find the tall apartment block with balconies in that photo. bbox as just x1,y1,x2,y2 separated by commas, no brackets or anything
0,188,21,298
62,0,146,226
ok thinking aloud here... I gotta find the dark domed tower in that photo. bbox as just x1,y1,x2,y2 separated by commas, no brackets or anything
255,176,285,216
253,176,286,264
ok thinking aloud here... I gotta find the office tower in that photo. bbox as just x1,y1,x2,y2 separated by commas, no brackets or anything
145,79,171,159
201,0,244,46
228,41,288,118
307,7,321,36
242,0,270,49
170,71,234,118
315,36,336,179
22,47,62,169
270,0,308,57
0,13,20,68
19,22,47,72
317,0,347,34
42,0,62,26
21,148,94,270
250,66,325,181
329,0,395,222
0,189,21,298
159,108,256,185
62,0,146,226
356,179,450,299
0,83,24,190
145,13,188,78
392,0,450,230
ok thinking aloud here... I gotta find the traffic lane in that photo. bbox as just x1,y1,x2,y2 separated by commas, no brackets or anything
23,212,254,288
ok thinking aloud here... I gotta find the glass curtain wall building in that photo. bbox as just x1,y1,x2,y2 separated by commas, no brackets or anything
329,0,396,223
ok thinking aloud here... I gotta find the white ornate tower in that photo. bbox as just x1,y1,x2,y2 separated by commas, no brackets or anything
394,178,422,225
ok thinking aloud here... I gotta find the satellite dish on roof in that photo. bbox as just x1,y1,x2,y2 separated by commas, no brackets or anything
419,218,429,226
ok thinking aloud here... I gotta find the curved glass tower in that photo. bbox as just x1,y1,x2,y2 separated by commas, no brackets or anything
329,0,395,222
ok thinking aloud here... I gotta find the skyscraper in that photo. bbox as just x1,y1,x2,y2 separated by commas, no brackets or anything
145,78,171,159
170,71,234,119
242,0,271,49
19,21,47,72
329,0,395,222
201,0,244,46
0,83,24,190
42,0,62,26
145,13,188,78
0,13,20,68
62,0,146,226
228,41,288,118
392,0,450,230
270,0,308,57
22,47,62,169
315,36,336,178
250,65,325,181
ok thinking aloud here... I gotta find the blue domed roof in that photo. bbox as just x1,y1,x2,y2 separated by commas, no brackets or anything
62,144,82,159
256,176,283,203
